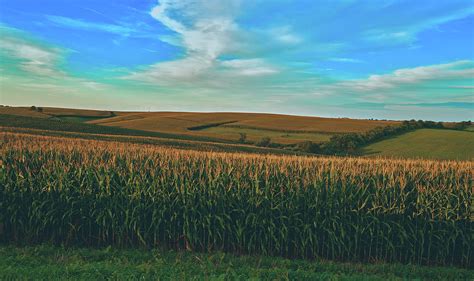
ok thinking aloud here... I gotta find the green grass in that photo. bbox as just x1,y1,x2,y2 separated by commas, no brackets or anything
0,245,471,281
55,115,111,123
201,126,332,144
361,129,474,160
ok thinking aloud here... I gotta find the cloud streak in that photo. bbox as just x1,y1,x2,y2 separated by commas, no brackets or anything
47,15,135,35
338,60,474,91
0,36,65,77
126,0,279,85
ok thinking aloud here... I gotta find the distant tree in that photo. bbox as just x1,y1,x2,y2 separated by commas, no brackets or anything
298,141,321,154
238,133,247,143
36,107,43,112
453,121,471,130
256,137,271,147
30,106,37,111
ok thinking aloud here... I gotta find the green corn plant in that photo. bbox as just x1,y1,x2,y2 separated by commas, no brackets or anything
0,132,472,267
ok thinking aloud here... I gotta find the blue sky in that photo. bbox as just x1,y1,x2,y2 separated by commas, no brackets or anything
0,0,473,120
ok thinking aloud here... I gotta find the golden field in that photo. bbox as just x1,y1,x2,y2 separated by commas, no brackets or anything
0,106,399,144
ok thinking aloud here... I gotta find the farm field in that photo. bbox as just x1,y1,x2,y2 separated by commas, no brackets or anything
1,106,400,145
1,126,306,156
1,245,471,281
0,106,113,119
199,126,332,144
2,1,473,279
362,129,474,160
91,111,399,144
2,132,472,269
0,106,400,145
2,110,473,160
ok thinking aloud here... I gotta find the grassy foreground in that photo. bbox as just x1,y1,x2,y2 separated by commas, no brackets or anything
1,245,472,280
362,129,474,160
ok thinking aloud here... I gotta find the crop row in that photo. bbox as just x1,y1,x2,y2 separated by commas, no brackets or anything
1,132,472,267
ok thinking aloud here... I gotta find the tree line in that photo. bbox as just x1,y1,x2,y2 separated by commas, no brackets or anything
297,119,472,155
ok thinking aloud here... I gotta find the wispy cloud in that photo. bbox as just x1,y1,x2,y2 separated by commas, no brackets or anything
361,3,474,45
45,15,163,42
47,15,135,35
337,60,474,91
329,57,364,63
221,59,278,76
268,26,302,45
127,0,279,85
0,27,109,97
0,36,65,77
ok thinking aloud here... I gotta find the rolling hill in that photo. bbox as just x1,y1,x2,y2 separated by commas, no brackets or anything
90,111,399,144
1,106,399,144
361,129,474,160
2,106,472,160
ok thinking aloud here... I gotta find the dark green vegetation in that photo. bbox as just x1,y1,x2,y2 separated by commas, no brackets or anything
2,133,472,268
55,115,112,123
306,119,472,156
187,120,238,130
1,245,472,281
362,129,474,160
202,126,333,143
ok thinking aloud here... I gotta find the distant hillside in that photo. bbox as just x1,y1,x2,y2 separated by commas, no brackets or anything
1,106,472,160
1,106,399,145
361,129,474,160
0,106,113,119
90,111,399,144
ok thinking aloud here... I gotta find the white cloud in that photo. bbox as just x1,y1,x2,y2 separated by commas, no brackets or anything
127,0,278,84
0,37,65,77
0,28,109,96
47,15,135,35
338,60,474,91
329,57,364,63
221,59,278,76
45,15,164,42
268,26,302,45
128,56,214,83
150,0,241,59
362,5,474,45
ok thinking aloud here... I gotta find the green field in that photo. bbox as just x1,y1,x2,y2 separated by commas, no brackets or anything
56,116,111,123
1,106,399,145
362,129,474,160
1,245,471,281
201,126,333,144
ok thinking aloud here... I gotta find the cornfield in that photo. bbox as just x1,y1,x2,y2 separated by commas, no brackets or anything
1,132,472,267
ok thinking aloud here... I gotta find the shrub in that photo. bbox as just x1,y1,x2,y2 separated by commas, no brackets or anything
238,133,247,144
256,136,271,147
297,141,321,154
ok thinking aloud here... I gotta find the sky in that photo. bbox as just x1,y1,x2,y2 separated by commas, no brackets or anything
0,0,473,121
